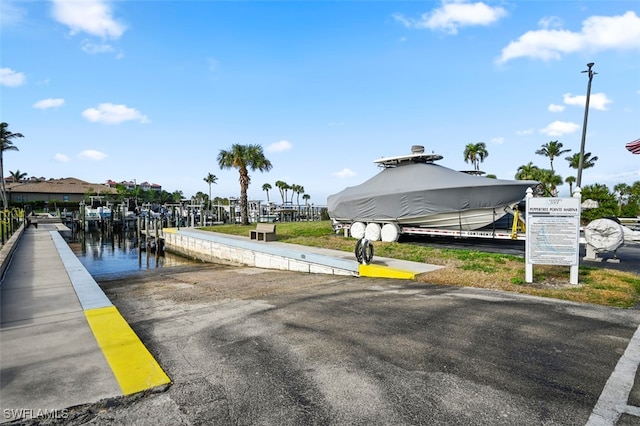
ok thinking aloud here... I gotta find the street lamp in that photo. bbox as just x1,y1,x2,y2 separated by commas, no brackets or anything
576,62,596,189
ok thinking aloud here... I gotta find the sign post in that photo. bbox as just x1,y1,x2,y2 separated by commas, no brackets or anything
525,188,582,285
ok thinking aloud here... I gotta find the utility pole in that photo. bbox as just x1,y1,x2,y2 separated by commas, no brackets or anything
576,62,596,189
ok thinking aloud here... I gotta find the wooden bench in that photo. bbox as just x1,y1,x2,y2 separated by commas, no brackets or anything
250,223,276,241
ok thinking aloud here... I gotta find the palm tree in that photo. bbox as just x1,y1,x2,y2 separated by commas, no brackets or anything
284,183,291,203
515,162,540,181
536,169,563,197
535,140,571,172
275,180,288,204
262,183,273,217
171,190,184,203
289,184,297,203
9,169,27,182
565,176,576,196
0,122,24,208
217,144,273,225
613,183,631,215
203,173,218,210
291,184,304,205
565,152,598,171
515,163,561,196
302,193,311,221
193,191,207,205
463,142,489,171
262,183,272,204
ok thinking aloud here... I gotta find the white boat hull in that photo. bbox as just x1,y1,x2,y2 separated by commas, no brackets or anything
333,205,512,232
395,207,510,231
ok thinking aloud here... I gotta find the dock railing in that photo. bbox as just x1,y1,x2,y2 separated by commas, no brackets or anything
0,208,25,247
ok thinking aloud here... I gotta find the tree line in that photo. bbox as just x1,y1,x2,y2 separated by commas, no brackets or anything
464,140,639,220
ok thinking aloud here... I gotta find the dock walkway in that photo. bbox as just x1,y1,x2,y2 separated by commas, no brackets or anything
0,225,170,423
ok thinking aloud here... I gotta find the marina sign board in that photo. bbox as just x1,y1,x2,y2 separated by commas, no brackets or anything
525,196,581,284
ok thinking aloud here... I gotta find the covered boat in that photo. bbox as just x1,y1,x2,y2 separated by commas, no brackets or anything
327,146,538,240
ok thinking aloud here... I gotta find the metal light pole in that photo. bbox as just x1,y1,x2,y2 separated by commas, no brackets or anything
576,62,596,189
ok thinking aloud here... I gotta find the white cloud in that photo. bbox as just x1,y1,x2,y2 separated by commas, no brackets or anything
563,92,612,111
498,29,583,62
334,168,356,178
81,40,115,54
582,12,640,50
516,129,534,136
538,16,563,30
490,137,504,144
0,2,26,27
51,0,125,39
0,67,26,87
33,98,65,109
548,104,565,112
82,103,149,124
394,1,507,34
54,153,70,162
498,11,640,63
590,94,612,111
393,14,413,28
540,121,580,136
267,140,293,152
78,150,107,161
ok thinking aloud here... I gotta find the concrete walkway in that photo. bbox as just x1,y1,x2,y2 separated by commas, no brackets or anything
0,225,170,423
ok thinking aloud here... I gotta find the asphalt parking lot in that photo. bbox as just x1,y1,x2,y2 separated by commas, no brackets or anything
23,263,640,426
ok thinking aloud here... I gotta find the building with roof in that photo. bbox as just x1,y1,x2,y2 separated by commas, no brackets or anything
105,180,162,192
6,177,117,204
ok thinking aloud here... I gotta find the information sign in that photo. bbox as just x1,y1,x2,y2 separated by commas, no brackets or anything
525,196,581,284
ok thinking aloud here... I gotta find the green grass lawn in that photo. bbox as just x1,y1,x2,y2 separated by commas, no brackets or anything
199,220,640,308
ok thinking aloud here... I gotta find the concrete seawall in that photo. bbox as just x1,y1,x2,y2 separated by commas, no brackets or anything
163,228,360,276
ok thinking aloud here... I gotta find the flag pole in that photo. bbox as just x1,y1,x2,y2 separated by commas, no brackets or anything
576,62,596,188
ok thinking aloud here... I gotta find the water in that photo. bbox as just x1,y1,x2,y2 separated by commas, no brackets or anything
68,230,199,278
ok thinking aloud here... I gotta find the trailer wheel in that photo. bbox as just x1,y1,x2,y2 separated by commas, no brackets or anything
355,238,374,264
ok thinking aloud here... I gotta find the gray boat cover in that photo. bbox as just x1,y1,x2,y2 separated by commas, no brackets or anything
328,162,538,221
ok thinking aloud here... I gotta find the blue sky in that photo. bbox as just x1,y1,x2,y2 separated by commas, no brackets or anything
1,0,639,205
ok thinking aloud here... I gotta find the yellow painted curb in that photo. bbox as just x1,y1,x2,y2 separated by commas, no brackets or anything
85,306,171,395
162,227,178,234
359,264,416,280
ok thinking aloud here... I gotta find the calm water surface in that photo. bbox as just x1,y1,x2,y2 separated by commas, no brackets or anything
69,231,199,278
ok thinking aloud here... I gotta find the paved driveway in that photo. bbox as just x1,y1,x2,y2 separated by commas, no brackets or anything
30,264,640,425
